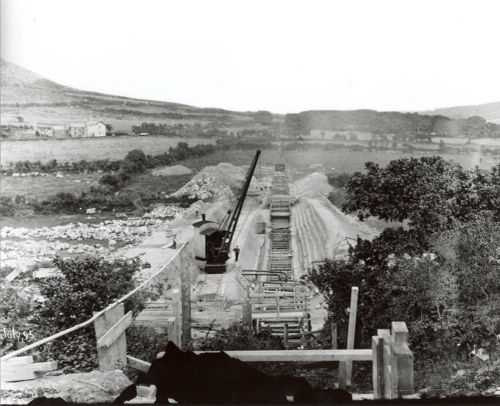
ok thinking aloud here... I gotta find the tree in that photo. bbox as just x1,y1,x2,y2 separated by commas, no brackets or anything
105,123,113,135
284,113,308,137
342,156,493,235
253,111,273,126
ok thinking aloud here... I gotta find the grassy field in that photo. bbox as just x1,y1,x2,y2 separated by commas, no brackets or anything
1,172,101,200
1,148,498,204
180,148,498,176
0,136,214,166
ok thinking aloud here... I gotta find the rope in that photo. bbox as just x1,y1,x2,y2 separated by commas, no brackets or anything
1,243,187,361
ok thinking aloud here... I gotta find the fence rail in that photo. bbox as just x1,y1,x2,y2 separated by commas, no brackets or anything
1,243,414,400
0,243,189,362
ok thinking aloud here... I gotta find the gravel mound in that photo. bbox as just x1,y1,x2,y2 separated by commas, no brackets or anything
291,172,332,198
171,163,248,201
151,165,192,176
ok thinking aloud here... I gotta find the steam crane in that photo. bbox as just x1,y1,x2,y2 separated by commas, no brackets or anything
202,149,261,273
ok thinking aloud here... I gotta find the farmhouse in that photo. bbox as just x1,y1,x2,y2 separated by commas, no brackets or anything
69,123,87,137
66,121,107,137
52,125,68,138
87,121,106,137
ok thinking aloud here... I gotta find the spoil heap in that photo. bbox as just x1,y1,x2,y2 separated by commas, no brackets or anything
171,163,249,201
291,172,332,199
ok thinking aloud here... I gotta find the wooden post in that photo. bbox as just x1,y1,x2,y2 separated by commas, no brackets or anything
283,324,289,349
390,322,414,398
180,249,191,349
331,323,338,349
339,286,358,389
242,299,252,329
93,304,128,371
372,335,385,399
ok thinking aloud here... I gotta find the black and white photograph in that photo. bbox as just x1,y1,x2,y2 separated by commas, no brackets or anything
1,0,499,404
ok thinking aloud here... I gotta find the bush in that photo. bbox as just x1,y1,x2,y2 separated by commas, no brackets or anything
99,174,123,190
33,192,81,214
33,256,153,371
0,196,15,216
195,322,284,351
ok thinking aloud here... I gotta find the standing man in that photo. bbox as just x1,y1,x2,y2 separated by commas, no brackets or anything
233,245,241,262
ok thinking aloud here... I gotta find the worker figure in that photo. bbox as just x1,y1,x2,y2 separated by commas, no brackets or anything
170,235,177,249
233,245,241,262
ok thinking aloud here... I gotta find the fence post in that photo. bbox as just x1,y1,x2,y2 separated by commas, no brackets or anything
339,286,358,389
93,304,128,371
390,322,414,398
331,323,338,349
181,256,191,350
372,334,385,399
242,299,253,329
283,324,289,349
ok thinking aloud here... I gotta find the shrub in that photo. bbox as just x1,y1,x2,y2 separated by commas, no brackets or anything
195,322,284,351
33,256,153,371
0,196,15,216
99,174,123,190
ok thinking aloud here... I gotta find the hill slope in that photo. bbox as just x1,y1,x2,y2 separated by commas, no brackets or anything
0,59,254,131
421,101,500,124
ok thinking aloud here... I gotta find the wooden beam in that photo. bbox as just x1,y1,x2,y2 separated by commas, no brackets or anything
283,324,289,349
180,250,192,349
340,286,359,389
93,303,127,371
391,321,409,344
127,349,373,372
97,311,132,349
252,311,304,319
1,361,57,382
127,355,150,373
3,355,33,365
242,299,252,329
391,322,414,398
331,323,338,350
372,335,385,399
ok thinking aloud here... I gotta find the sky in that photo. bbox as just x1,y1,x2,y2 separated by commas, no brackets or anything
1,0,499,114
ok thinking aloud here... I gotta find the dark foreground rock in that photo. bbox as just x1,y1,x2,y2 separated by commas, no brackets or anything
113,341,352,404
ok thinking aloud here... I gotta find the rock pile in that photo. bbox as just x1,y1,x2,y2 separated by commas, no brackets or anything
143,204,185,219
291,172,332,199
1,219,163,243
171,163,248,201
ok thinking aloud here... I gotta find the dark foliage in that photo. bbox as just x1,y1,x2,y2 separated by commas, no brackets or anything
32,256,152,371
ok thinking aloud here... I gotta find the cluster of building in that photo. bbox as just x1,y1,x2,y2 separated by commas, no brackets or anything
5,121,107,138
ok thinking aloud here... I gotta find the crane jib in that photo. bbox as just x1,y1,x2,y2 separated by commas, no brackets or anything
216,149,261,258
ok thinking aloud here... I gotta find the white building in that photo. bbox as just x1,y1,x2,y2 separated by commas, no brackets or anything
87,121,106,137
66,121,107,137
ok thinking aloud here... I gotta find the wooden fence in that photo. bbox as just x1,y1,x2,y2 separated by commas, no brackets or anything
1,244,414,399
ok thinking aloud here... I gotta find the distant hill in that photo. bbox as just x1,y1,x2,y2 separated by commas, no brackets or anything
421,102,500,124
285,109,500,138
0,59,255,132
2,59,499,138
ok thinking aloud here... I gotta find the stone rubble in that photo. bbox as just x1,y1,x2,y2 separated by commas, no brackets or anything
171,163,248,201
0,205,183,274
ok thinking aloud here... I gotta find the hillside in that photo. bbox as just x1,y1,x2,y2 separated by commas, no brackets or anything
2,59,499,137
0,59,257,132
421,101,500,124
286,109,500,138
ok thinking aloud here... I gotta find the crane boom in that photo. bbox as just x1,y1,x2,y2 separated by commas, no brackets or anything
217,149,261,257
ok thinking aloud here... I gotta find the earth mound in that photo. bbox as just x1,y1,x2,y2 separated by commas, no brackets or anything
171,163,248,201
291,172,332,199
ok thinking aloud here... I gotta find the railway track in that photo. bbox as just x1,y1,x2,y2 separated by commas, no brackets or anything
248,165,310,342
